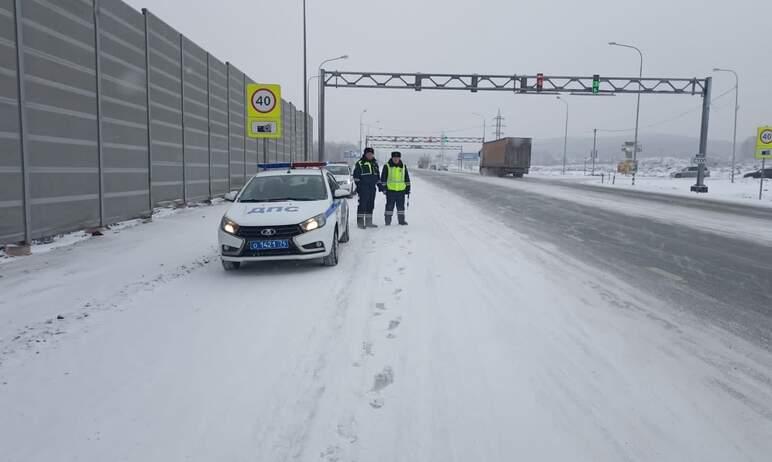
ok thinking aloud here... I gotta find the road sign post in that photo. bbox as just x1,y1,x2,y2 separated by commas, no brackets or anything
246,83,282,139
755,126,772,200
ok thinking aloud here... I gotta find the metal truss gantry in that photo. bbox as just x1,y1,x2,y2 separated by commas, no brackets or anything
369,144,463,152
367,135,483,144
317,70,713,191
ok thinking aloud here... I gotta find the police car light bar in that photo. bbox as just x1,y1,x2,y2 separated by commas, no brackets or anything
256,162,328,171
257,162,291,170
291,162,327,168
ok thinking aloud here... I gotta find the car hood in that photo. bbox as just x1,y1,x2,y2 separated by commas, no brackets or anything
225,200,329,226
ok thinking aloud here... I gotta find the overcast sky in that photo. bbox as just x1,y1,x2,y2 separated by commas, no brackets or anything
125,0,769,153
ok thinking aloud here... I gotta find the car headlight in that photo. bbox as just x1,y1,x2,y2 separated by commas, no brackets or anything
221,216,239,235
300,213,326,232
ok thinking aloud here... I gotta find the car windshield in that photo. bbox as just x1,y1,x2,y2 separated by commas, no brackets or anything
238,174,327,202
326,165,350,176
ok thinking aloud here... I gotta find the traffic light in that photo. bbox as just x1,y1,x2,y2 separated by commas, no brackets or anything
536,73,544,92
592,74,600,94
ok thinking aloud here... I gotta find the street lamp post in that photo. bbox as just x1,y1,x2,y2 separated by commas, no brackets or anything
609,41,643,185
557,96,569,175
713,68,739,183
309,55,348,160
302,0,308,160
365,121,382,148
359,109,368,152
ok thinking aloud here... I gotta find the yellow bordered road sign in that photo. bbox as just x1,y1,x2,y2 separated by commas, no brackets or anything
246,83,282,139
756,126,772,159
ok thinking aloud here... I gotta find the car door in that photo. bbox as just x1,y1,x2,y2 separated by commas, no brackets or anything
326,173,346,230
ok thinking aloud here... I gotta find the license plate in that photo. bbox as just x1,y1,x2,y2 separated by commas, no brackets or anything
249,239,289,250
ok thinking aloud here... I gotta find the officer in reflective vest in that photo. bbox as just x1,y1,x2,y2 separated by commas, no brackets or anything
352,147,380,229
379,151,411,226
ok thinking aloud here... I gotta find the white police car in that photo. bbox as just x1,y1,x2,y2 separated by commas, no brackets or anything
218,162,350,270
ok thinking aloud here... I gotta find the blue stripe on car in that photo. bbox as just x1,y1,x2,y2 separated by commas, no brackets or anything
324,200,340,218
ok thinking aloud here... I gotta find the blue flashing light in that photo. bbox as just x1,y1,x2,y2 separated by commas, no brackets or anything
257,162,291,170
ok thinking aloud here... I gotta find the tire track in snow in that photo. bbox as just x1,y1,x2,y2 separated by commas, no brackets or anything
0,248,220,369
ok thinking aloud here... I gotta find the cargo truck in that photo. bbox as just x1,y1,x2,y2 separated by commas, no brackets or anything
479,137,532,177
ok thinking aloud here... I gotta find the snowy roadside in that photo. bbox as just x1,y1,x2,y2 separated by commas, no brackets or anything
586,175,771,207
0,201,223,265
0,201,229,368
1,177,771,461
445,171,772,245
527,161,772,208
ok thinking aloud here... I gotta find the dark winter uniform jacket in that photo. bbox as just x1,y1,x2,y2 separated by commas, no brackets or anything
353,156,380,190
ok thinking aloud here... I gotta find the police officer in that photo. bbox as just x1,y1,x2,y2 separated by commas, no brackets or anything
352,147,380,229
380,151,411,226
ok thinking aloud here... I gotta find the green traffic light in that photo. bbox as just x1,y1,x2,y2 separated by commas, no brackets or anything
592,74,600,94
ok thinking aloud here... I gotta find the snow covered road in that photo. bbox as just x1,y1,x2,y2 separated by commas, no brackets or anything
1,176,771,461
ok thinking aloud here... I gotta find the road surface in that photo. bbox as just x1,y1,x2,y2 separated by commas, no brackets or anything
420,170,772,348
1,174,771,462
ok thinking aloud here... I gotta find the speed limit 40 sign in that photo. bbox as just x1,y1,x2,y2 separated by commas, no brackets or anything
756,126,772,159
247,83,282,139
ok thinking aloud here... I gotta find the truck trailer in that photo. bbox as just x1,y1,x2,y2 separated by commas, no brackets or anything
479,137,532,177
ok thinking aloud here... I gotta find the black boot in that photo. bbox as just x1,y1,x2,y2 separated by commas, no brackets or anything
365,215,378,228
384,214,392,226
398,213,408,226
357,215,366,229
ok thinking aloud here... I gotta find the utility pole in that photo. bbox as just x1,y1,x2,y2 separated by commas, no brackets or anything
440,131,446,164
592,128,598,176
713,68,739,183
557,96,569,175
493,109,505,140
358,109,367,153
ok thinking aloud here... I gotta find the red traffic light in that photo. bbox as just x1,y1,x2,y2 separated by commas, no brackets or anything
536,73,544,92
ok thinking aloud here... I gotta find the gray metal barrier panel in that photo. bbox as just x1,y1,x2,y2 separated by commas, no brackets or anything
277,99,287,162
98,0,150,222
207,54,228,195
244,77,256,178
266,138,276,163
0,0,24,243
227,63,245,189
287,102,295,162
0,0,314,245
305,114,310,160
145,10,182,204
257,138,265,164
181,35,209,201
294,106,303,162
22,0,100,239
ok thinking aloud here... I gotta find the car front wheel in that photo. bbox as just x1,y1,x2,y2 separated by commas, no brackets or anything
339,212,350,243
222,260,241,271
322,230,339,267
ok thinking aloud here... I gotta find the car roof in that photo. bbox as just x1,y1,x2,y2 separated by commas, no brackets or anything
254,169,325,178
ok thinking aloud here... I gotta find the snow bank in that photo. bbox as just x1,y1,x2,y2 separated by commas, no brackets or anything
0,201,223,265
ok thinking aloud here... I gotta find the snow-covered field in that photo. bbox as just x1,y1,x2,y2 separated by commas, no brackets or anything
528,159,772,208
591,175,771,206
1,178,771,461
530,157,763,179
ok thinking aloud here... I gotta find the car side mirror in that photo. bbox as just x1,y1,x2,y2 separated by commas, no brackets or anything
223,191,238,202
334,189,348,199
